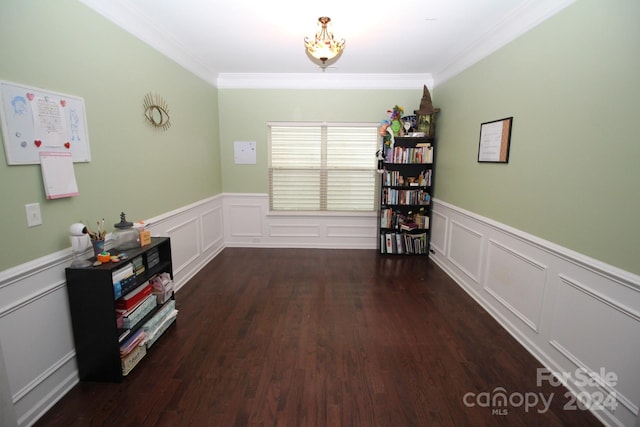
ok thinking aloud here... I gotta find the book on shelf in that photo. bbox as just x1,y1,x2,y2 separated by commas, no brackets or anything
112,264,134,284
118,329,131,343
143,299,178,349
383,170,432,188
415,214,429,229
115,282,152,311
400,222,419,231
118,294,157,329
385,144,432,164
121,343,146,376
381,209,430,231
146,247,160,269
131,255,145,275
112,264,137,300
380,208,392,228
416,143,433,163
119,329,145,358
380,231,429,255
114,275,138,300
395,233,403,254
385,233,393,253
419,170,432,187
382,189,431,205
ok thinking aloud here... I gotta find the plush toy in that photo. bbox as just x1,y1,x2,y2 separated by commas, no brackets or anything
379,105,405,139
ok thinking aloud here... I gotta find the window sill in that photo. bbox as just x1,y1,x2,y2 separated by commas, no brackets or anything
267,211,377,218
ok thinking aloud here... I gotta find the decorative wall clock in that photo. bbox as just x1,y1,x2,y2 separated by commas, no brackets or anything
143,92,171,130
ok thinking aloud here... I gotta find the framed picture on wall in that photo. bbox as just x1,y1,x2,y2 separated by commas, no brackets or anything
477,117,513,163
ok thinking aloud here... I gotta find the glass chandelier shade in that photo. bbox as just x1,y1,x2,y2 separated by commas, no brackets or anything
304,17,345,65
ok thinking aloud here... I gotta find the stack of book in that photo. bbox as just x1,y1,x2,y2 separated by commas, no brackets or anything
146,247,160,270
120,294,157,329
111,264,136,300
142,299,178,349
115,282,157,342
116,282,153,312
119,329,146,376
399,214,429,231
400,222,419,232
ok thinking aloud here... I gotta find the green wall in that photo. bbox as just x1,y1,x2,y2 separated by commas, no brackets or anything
218,89,421,193
2,0,637,277
0,1,221,271
433,0,639,274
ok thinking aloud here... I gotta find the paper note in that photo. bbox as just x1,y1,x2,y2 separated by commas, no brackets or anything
39,151,79,199
32,96,66,147
478,121,504,162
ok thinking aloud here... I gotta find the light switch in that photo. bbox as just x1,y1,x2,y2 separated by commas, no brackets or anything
25,203,42,227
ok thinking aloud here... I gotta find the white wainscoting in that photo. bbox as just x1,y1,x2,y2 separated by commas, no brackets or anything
223,193,378,249
0,195,224,426
430,199,640,427
0,339,17,426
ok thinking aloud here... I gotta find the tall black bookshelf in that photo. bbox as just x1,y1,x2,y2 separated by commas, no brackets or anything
379,136,435,255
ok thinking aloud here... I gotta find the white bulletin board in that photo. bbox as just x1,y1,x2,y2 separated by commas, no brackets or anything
0,80,91,165
477,117,513,163
234,140,256,164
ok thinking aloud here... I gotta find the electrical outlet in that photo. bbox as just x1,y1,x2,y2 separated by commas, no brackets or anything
25,203,42,227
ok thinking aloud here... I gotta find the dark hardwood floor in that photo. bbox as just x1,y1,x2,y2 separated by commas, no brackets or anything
36,248,602,426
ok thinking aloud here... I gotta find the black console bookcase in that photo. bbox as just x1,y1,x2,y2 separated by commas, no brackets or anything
65,237,174,382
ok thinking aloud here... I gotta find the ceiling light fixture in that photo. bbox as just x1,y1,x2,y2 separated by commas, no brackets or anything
304,17,345,67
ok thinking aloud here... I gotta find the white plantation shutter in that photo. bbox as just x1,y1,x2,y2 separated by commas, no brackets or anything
269,123,378,211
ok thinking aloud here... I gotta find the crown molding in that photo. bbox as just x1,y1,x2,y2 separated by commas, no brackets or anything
80,0,574,90
216,73,433,90
80,0,428,90
434,0,576,85
79,0,216,86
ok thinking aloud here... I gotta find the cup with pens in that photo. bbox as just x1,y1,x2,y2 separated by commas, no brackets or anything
87,220,106,258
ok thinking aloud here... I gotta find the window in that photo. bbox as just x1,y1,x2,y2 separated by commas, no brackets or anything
268,122,379,212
